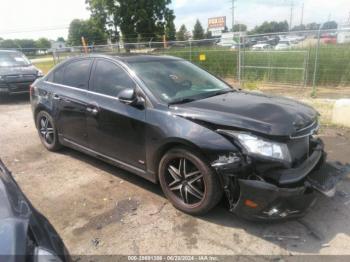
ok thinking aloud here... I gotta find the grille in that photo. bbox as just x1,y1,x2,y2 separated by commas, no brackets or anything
8,82,32,92
5,74,36,83
291,120,319,139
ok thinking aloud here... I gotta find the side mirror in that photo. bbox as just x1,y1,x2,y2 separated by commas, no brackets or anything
118,88,145,109
118,88,136,104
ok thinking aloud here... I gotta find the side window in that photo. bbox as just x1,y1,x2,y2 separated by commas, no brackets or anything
62,59,92,89
52,66,64,84
91,60,135,97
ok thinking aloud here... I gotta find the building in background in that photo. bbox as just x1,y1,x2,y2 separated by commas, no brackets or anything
49,40,67,52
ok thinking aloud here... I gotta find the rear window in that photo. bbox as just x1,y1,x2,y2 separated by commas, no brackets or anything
47,59,92,86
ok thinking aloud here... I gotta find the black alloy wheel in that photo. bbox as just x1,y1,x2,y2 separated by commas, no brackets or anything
36,111,61,151
159,147,223,215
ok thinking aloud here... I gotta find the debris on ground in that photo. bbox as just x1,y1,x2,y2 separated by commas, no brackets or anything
91,238,101,247
149,202,167,216
336,190,349,198
322,243,331,248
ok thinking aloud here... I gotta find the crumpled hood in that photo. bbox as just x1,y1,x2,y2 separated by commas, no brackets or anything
0,65,38,77
170,91,318,137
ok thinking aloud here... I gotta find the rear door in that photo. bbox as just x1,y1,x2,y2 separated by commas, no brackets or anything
54,58,93,147
86,59,147,170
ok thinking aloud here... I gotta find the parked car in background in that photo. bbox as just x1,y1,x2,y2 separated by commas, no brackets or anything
0,50,43,96
31,54,339,220
252,43,271,50
0,159,70,261
275,42,291,50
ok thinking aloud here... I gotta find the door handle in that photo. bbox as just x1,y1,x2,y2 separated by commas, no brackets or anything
86,106,99,116
53,93,61,100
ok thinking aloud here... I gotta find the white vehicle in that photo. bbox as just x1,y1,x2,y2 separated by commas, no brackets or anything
275,42,291,50
251,43,271,50
217,32,237,47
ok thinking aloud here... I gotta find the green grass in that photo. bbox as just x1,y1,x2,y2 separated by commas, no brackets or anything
157,44,350,87
32,44,350,88
33,60,55,74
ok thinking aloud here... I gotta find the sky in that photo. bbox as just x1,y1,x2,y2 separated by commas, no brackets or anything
0,0,349,40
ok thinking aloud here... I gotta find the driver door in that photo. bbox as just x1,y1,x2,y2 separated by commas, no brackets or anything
86,59,146,170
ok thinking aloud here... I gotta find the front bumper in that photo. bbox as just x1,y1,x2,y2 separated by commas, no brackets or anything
0,81,35,95
216,139,342,221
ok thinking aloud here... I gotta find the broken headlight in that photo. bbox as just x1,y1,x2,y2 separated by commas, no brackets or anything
218,130,291,163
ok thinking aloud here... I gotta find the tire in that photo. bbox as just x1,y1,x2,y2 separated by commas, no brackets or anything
36,111,62,151
158,147,223,215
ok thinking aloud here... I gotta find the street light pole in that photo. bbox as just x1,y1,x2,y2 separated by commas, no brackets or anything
232,0,236,31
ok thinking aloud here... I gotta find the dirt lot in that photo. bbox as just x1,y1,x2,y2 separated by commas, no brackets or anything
1,94,350,256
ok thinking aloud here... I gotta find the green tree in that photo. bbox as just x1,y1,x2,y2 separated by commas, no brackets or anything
15,39,36,49
165,10,176,41
292,24,306,31
176,24,189,41
322,21,338,30
193,19,204,40
86,0,175,42
306,23,320,30
68,19,107,46
57,37,65,42
0,39,18,48
35,38,51,51
232,24,247,32
205,30,213,39
250,21,289,34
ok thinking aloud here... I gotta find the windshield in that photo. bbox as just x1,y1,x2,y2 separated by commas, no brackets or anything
0,52,31,67
128,60,232,104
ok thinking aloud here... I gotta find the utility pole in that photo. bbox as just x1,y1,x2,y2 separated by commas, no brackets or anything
300,2,304,26
289,0,294,31
231,0,236,31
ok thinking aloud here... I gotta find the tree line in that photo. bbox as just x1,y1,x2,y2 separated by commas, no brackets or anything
0,37,65,51
1,0,339,49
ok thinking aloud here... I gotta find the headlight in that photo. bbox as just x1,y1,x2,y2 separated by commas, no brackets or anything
218,130,291,163
37,70,44,77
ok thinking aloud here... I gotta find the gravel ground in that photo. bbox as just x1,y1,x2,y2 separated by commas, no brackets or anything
1,94,350,256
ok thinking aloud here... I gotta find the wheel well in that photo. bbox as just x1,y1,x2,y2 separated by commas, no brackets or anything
33,106,48,127
153,141,210,182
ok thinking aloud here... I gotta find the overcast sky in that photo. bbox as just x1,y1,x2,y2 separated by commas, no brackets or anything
0,0,349,40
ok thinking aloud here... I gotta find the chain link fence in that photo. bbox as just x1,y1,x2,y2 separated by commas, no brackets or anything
6,28,350,97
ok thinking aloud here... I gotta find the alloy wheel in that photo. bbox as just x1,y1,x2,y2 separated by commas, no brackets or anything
165,158,205,205
39,116,55,145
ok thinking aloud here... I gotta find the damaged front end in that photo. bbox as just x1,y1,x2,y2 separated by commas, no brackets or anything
212,131,342,221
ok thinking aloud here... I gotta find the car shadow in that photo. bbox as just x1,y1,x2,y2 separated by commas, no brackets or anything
0,94,30,105
58,147,350,254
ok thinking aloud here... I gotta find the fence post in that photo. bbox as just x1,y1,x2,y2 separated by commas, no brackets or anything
312,27,323,97
238,35,241,87
189,40,192,62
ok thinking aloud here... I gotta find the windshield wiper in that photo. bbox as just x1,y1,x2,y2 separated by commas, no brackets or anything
168,98,196,105
204,89,234,98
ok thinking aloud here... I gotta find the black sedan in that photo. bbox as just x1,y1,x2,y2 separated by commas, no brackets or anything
0,159,69,262
30,54,339,220
0,50,43,96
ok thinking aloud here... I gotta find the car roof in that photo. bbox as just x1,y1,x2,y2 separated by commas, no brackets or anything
69,53,184,64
